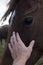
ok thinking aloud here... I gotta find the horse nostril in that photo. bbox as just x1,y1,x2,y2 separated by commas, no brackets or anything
23,17,33,26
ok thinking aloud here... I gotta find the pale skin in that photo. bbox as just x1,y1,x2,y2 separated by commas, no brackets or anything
8,32,35,65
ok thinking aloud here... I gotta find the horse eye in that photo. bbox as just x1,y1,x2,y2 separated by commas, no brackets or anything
23,17,33,26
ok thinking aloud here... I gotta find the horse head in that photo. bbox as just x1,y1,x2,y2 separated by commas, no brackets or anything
1,0,43,65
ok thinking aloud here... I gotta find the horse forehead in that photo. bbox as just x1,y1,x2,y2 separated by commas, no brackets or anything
15,1,39,17
16,0,43,13
16,0,37,8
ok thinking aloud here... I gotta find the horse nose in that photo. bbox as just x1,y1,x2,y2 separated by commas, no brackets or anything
23,17,33,25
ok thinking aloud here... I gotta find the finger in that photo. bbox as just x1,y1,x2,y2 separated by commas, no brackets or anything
12,32,18,52
28,40,35,50
10,36,15,49
16,32,26,48
12,32,17,45
8,43,16,60
8,43,13,54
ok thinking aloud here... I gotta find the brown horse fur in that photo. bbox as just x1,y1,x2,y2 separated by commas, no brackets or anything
0,25,10,45
0,0,43,65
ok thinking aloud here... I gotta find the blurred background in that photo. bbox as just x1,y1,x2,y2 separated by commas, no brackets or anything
0,0,43,65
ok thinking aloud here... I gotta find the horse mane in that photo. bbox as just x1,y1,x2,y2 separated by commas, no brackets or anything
1,0,19,21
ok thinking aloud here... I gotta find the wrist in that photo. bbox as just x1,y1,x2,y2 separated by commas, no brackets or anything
12,56,27,65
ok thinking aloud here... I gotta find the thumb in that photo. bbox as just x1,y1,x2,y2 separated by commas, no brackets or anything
28,40,35,51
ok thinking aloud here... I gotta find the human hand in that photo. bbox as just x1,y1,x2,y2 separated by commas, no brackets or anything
8,32,35,65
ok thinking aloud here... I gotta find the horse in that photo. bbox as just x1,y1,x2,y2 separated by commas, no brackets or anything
0,0,43,65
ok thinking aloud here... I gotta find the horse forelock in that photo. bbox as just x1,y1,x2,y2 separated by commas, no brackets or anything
1,0,19,21
1,0,43,21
